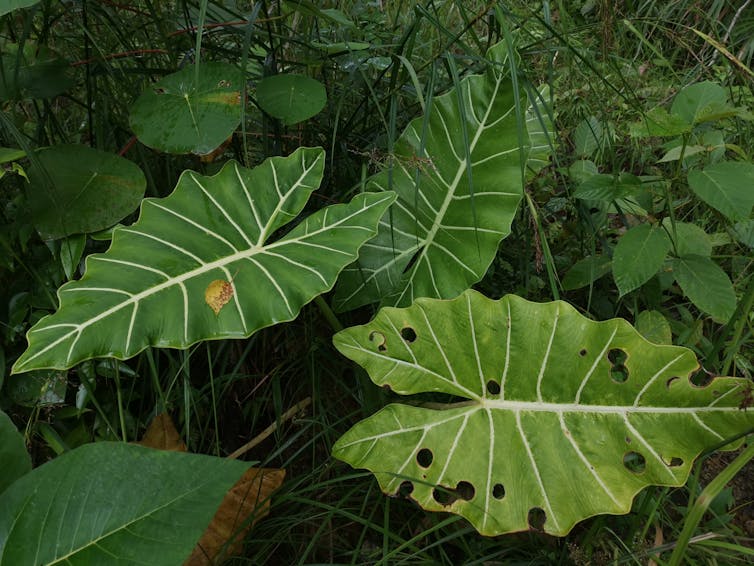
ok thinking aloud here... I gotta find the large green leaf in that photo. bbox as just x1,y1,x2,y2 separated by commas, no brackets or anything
27,145,146,240
0,410,31,495
670,81,739,125
129,63,243,155
332,41,525,311
0,442,249,565
13,148,395,372
688,162,754,222
332,290,754,536
0,1,40,17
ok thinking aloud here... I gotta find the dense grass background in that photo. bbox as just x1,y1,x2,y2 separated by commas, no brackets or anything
2,1,754,563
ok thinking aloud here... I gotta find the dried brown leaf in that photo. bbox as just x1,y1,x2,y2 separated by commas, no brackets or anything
185,467,286,565
136,413,186,452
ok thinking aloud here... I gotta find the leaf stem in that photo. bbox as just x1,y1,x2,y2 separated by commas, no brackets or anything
314,295,344,333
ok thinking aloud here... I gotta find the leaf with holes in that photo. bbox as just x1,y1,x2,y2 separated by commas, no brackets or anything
332,289,754,536
332,40,526,311
13,147,395,373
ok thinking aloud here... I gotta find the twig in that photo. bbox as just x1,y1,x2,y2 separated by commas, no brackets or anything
709,0,753,67
227,397,312,460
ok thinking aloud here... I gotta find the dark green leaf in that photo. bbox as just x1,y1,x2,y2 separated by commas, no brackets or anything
573,172,642,201
629,107,691,137
613,224,671,296
26,145,146,240
671,82,737,125
130,63,243,155
663,220,712,258
0,0,40,17
562,255,611,290
256,74,327,125
0,410,31,495
0,44,73,100
688,162,754,222
671,255,736,323
0,442,250,565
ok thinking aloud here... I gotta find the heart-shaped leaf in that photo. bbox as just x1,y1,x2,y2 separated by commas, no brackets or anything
27,144,146,239
129,63,243,155
333,41,526,310
332,290,754,536
256,74,327,125
13,147,395,372
0,442,250,565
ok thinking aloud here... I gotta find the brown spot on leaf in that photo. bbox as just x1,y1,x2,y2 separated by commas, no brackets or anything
205,279,234,315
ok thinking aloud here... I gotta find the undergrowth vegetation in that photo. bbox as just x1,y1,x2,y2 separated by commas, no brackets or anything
1,1,754,564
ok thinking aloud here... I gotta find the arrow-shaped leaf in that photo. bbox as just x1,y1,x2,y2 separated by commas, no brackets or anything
13,147,395,372
333,41,526,311
333,290,754,536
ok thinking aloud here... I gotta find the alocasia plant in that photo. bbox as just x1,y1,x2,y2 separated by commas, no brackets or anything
332,41,538,311
13,147,395,372
332,290,754,536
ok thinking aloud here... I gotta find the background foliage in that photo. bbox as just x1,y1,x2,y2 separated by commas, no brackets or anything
1,0,754,564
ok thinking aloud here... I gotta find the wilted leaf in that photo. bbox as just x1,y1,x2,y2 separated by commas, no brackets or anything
137,413,186,452
205,279,235,315
185,468,285,565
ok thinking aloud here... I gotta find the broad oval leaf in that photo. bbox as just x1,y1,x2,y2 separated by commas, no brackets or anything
27,144,146,239
13,147,395,372
671,81,736,125
129,63,243,155
333,41,525,311
613,223,670,296
688,162,754,222
332,290,754,536
0,442,249,565
256,74,327,125
670,255,736,323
